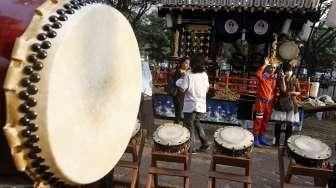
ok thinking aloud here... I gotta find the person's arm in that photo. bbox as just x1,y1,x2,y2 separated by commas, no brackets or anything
205,73,210,92
278,71,286,93
290,77,301,96
256,65,266,79
176,75,189,91
256,58,269,79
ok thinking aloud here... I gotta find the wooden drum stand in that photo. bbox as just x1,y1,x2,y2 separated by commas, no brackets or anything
278,146,333,188
208,152,252,188
145,151,191,188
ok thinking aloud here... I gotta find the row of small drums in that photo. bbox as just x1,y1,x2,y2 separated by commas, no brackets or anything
132,123,333,168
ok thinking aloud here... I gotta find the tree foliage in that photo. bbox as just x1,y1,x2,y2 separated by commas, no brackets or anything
108,0,158,27
303,0,336,75
135,11,171,63
109,0,171,63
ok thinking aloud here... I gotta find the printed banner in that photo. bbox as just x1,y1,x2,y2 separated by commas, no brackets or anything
153,94,239,124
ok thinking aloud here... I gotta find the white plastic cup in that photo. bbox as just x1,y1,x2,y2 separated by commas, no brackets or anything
309,82,320,98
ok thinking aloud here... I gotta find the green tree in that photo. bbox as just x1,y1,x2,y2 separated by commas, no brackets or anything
303,0,336,75
136,11,171,63
109,0,158,26
109,1,170,63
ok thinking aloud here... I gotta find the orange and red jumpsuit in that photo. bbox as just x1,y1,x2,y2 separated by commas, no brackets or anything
253,66,276,135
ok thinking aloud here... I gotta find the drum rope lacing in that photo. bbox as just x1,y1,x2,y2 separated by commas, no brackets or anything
16,0,111,186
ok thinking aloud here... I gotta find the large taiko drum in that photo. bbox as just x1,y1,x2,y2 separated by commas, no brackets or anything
0,0,141,186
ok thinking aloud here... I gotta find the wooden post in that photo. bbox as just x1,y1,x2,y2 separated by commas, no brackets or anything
173,29,180,57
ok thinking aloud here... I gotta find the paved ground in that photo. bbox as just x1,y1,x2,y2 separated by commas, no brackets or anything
113,117,336,188
0,117,335,188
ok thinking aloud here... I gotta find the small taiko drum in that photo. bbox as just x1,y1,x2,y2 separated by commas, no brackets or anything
214,126,254,157
278,41,299,60
153,123,190,154
0,0,141,186
287,135,332,167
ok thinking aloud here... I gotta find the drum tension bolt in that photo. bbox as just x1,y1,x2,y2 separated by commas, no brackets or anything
49,16,59,23
52,22,62,29
20,117,31,126
30,146,42,154
66,9,75,14
20,78,31,87
31,43,42,52
29,73,41,83
18,90,30,100
33,62,44,71
27,54,38,63
31,157,45,167
37,51,47,60
64,3,73,9
42,24,53,32
58,15,68,22
72,5,80,10
19,103,30,113
27,122,38,132
35,165,49,173
40,172,53,181
23,66,34,75
27,152,38,159
37,33,48,41
56,9,66,15
70,0,80,5
26,97,37,107
28,135,39,143
22,141,33,148
47,31,57,38
41,41,52,49
27,85,38,95
21,129,32,137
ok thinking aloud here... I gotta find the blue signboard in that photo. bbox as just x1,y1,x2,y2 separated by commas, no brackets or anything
153,94,239,124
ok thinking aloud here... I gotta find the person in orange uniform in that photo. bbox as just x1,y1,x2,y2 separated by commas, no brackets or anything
253,58,277,147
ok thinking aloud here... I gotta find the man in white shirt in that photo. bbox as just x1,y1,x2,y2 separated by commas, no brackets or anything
176,56,210,153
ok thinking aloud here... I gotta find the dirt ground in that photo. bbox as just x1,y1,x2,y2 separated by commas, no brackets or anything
0,117,335,188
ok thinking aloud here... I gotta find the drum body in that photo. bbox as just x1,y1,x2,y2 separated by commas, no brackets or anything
0,0,141,186
287,135,332,167
0,0,45,178
153,123,190,154
278,41,299,60
214,126,254,157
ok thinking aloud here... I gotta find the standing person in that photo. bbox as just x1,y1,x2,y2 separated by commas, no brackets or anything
176,56,210,153
253,58,277,147
272,62,301,146
171,57,190,124
139,58,154,138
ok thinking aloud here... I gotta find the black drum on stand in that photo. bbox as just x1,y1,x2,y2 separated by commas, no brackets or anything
287,135,332,168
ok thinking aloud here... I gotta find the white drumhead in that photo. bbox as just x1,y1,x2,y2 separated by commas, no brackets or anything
278,41,299,60
153,123,190,146
214,126,254,150
287,135,332,160
4,0,141,185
